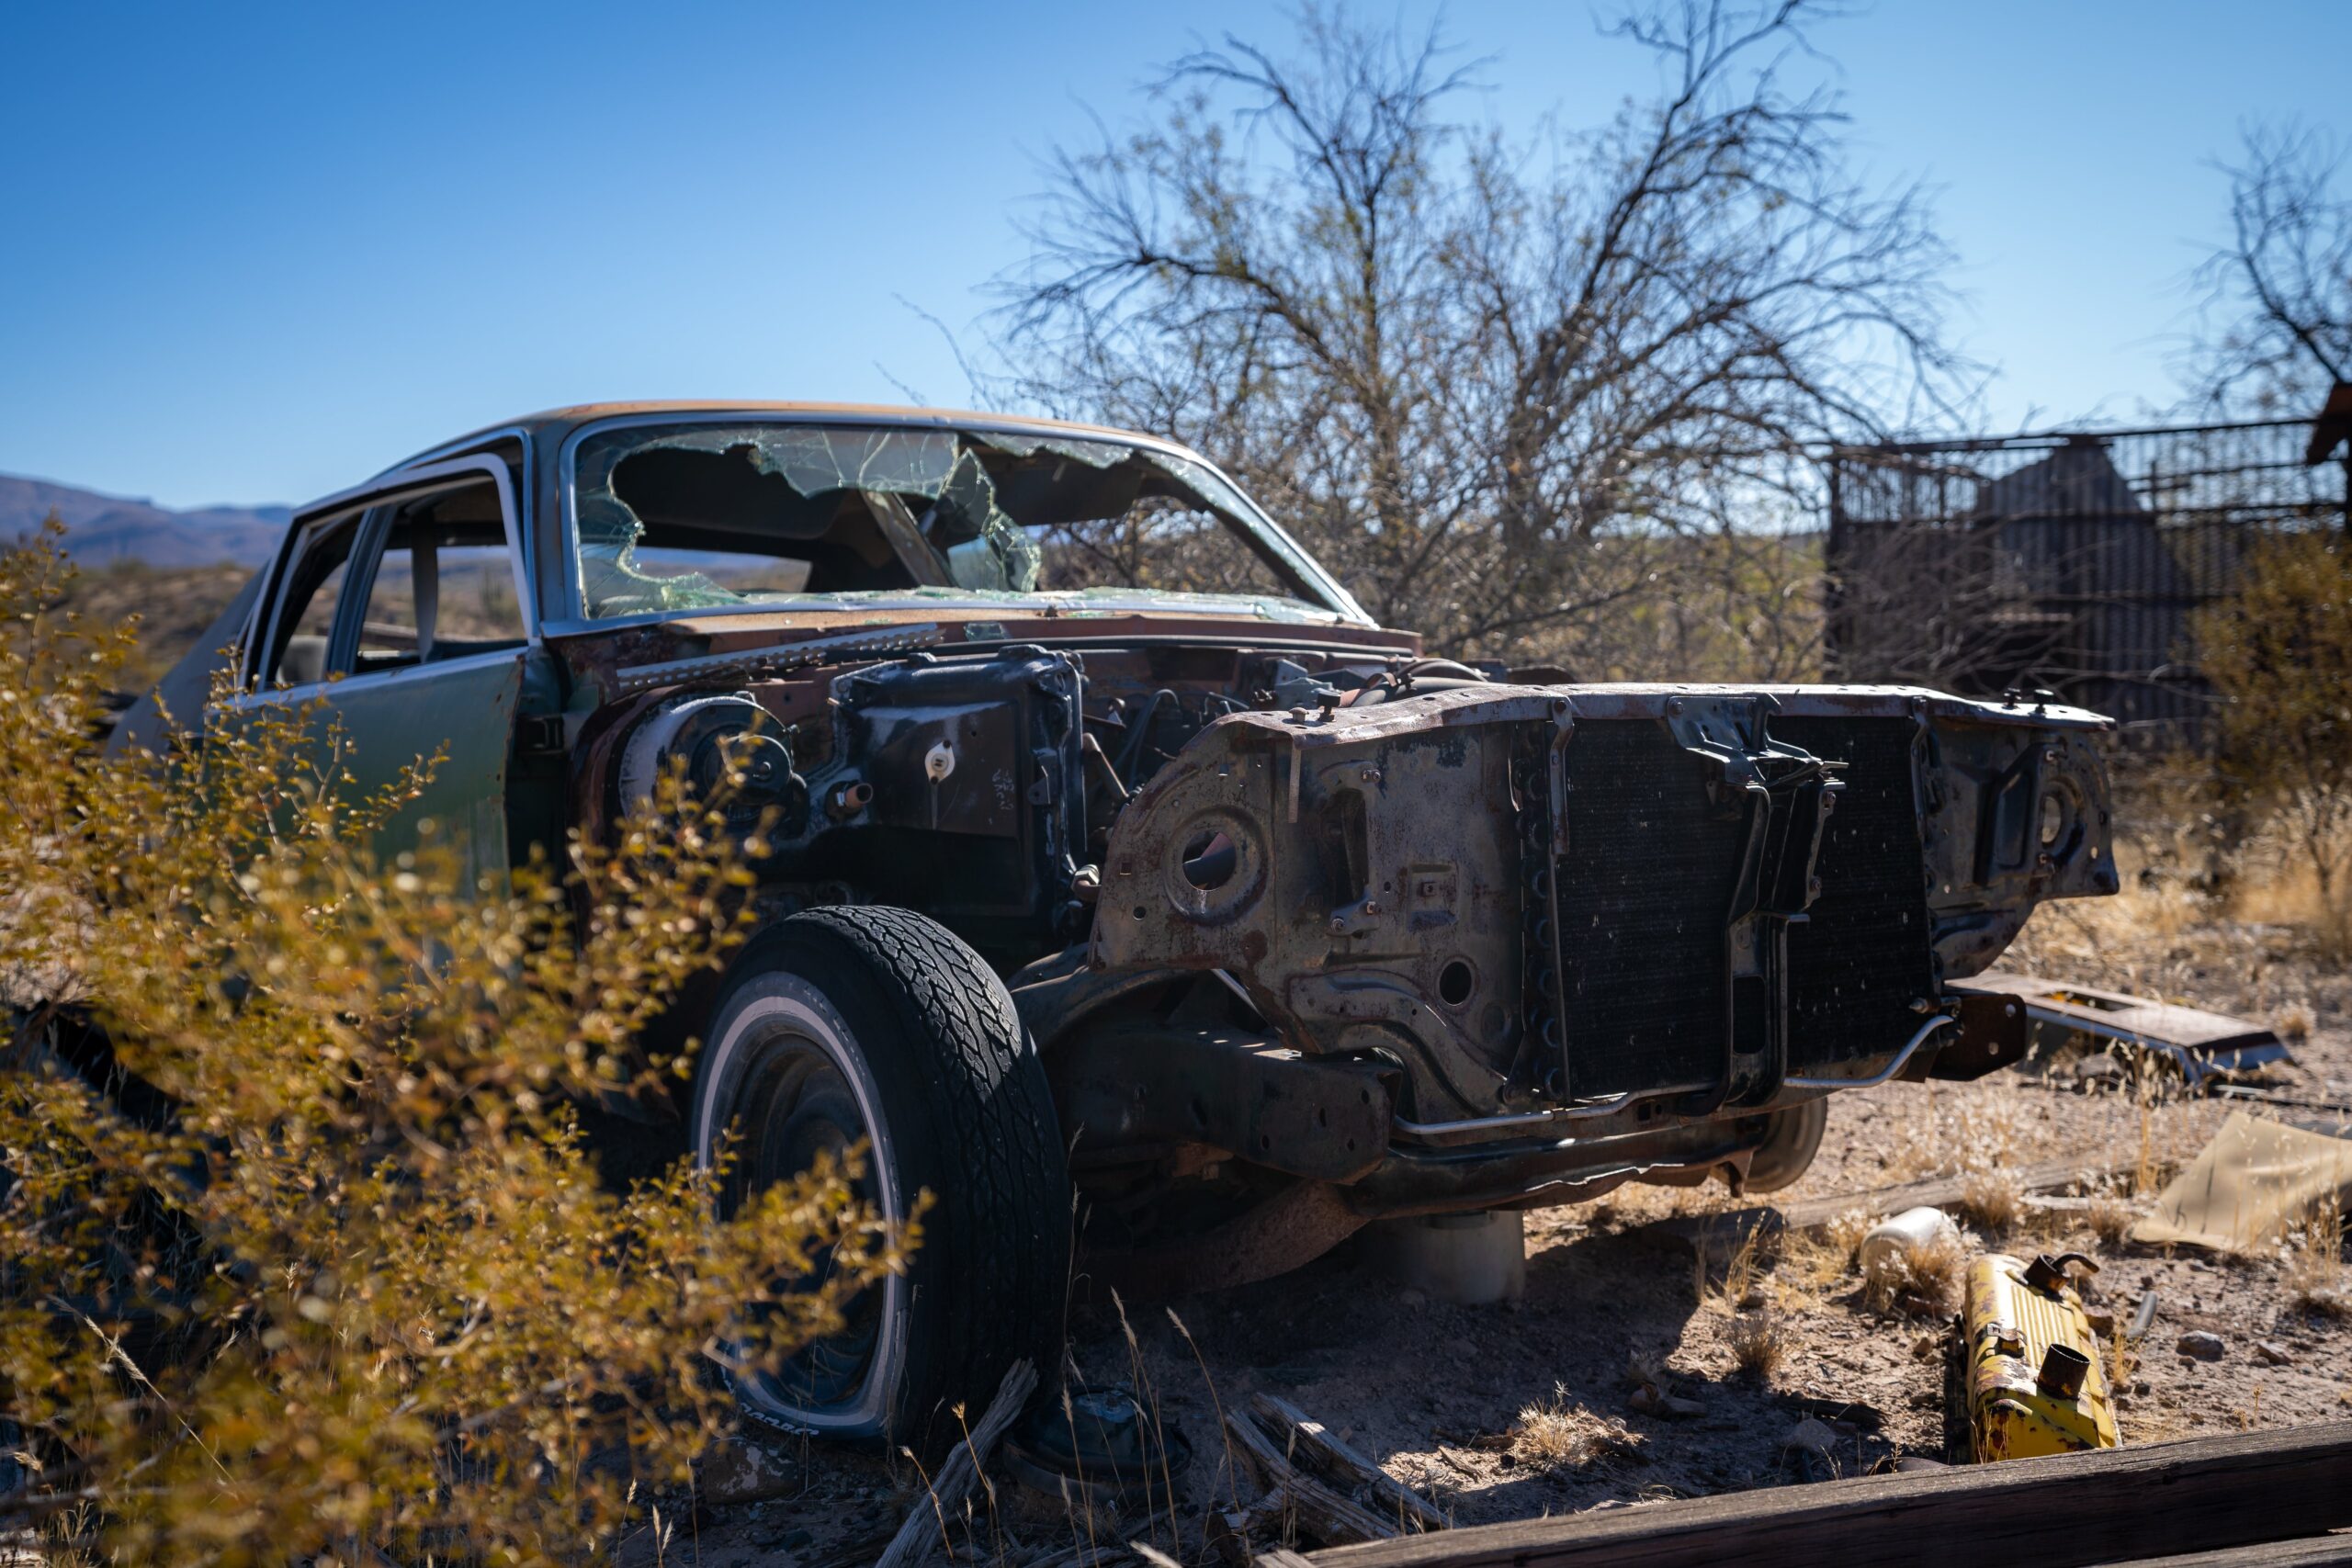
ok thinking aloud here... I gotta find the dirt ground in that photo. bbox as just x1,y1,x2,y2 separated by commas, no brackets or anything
640,871,2352,1568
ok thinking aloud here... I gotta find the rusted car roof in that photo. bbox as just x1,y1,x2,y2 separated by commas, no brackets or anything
382,400,1170,476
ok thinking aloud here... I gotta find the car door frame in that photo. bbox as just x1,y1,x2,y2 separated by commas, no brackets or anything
231,455,541,891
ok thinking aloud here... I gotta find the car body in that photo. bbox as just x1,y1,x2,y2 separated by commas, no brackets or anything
119,401,2120,1440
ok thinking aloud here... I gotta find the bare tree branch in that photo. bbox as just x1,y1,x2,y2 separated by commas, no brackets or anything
2188,120,2352,418
990,1,1969,669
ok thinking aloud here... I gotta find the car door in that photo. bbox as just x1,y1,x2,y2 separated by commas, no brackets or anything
237,456,538,895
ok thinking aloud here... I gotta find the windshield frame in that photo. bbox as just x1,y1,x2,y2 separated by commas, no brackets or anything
546,410,1372,633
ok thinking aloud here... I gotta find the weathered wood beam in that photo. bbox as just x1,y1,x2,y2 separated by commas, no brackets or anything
1293,1420,2352,1568
1248,1393,1449,1534
1224,1406,1398,1549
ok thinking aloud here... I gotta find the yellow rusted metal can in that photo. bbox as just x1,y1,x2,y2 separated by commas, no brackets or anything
1958,1251,2120,1462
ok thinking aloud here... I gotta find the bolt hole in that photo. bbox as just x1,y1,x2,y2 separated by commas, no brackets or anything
1438,959,1476,1008
1132,905,1148,920
1181,829,1238,891
1190,1098,1208,1127
1258,1133,1272,1152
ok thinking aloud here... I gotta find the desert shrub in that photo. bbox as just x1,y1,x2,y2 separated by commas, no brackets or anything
2192,531,2352,936
0,524,904,1564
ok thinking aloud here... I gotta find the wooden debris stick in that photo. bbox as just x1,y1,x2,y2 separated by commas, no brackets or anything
876,1357,1038,1568
1208,1499,1290,1567
1248,1393,1448,1533
1285,1419,2352,1568
1224,1407,1398,1547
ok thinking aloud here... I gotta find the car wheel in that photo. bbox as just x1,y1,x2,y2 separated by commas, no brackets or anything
1742,1096,1828,1193
690,906,1069,1453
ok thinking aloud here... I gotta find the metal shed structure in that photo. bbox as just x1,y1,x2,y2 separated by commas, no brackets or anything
1824,416,2347,743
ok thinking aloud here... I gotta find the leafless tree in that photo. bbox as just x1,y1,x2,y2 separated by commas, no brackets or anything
994,2,1968,670
2190,121,2352,419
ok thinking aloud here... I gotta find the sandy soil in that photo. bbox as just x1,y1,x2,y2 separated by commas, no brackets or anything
648,883,2352,1567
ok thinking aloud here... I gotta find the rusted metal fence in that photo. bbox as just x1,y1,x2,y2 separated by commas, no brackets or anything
1824,419,2347,744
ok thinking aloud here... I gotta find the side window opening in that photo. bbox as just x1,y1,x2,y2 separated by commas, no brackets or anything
264,517,362,687
259,474,524,688
344,480,526,675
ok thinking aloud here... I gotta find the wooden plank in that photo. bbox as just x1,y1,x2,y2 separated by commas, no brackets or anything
1295,1420,2352,1568
1249,1393,1449,1533
2092,1537,2352,1568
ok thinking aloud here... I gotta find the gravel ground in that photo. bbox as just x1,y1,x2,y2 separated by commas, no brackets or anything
655,874,2352,1566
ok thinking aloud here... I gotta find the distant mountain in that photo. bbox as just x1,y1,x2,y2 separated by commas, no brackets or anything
1,472,288,568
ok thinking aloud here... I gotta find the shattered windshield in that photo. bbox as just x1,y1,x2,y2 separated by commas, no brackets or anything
565,421,1355,622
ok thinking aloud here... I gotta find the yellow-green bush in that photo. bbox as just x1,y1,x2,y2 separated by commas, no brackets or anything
2193,530,2352,933
0,523,904,1564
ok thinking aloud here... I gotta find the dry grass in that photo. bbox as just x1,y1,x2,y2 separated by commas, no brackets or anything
1777,1210,1870,1297
1723,1313,1792,1381
2277,1000,2317,1043
1958,1168,2024,1235
2087,1189,2138,1249
2104,1322,2138,1399
2230,850,2352,961
2003,789,2349,1024
1510,1387,1645,1472
2283,1195,2349,1318
1824,1207,1877,1263
1713,1226,1765,1308
1862,1229,1968,1316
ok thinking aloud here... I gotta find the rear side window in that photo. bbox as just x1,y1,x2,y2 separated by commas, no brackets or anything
263,518,362,687
258,468,526,688
345,481,526,674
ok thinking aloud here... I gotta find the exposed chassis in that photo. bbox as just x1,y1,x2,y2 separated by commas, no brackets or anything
1022,681,2112,1281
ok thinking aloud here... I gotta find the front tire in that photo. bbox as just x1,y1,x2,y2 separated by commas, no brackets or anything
690,907,1069,1452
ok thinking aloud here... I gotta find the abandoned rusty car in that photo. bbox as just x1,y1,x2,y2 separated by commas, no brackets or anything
119,402,2120,1446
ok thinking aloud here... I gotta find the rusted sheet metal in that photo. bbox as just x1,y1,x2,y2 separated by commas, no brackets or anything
1046,1019,1394,1184
611,621,945,694
1212,685,1566,752
1954,971,2292,1084
1899,989,2034,1081
1543,682,2111,732
1346,1118,1755,1218
1093,692,1532,1123
1094,682,2115,1140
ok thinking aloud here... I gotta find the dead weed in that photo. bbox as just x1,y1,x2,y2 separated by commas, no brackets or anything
1510,1387,1645,1472
1724,1313,1792,1381
1862,1229,1967,1316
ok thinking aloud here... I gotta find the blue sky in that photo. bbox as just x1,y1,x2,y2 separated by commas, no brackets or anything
3,1,2346,509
